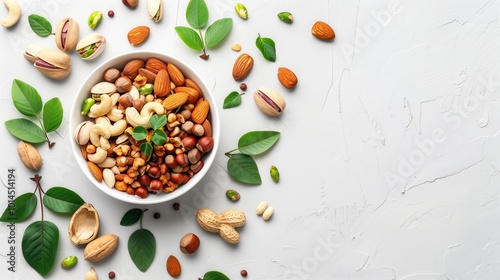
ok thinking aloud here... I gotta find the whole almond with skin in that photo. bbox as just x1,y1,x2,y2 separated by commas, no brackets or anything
175,86,199,104
191,100,210,124
202,119,212,137
277,67,298,89
145,57,167,74
87,161,103,182
312,21,335,41
154,69,171,97
167,63,185,86
122,59,145,80
166,255,181,277
163,92,188,110
84,233,119,262
232,53,254,81
138,68,157,83
127,26,150,46
17,141,43,170
185,78,202,96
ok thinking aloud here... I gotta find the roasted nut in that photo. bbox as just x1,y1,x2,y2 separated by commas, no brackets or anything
179,233,200,254
34,49,72,80
128,25,150,46
122,0,139,8
77,33,106,60
84,267,98,280
116,76,133,93
104,68,120,82
0,0,21,28
149,179,163,191
123,59,145,80
135,186,148,198
262,206,274,221
166,255,181,277
253,87,286,116
17,141,43,170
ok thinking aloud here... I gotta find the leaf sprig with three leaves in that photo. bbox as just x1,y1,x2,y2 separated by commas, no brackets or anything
225,131,281,185
175,0,233,59
121,208,156,272
5,79,63,148
132,114,167,156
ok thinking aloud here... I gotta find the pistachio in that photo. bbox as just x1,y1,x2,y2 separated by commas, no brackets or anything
33,49,72,80
55,17,80,52
235,3,248,20
68,203,100,245
23,44,45,64
81,98,96,116
253,87,286,117
139,83,153,95
76,33,106,60
88,11,103,29
61,255,78,269
226,189,240,201
270,165,279,182
277,12,293,23
146,0,163,22
74,121,94,145
91,81,117,96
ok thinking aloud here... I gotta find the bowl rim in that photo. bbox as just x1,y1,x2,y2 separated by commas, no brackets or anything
69,50,220,204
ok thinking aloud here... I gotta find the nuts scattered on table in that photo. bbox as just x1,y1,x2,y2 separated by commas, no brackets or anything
108,271,116,279
232,53,254,81
277,12,293,23
33,49,72,80
61,255,78,269
55,18,79,52
166,255,181,277
277,67,298,89
122,0,138,8
311,21,335,41
196,208,246,244
234,3,248,20
147,0,163,22
77,33,106,60
17,141,43,171
256,201,274,221
85,267,98,280
231,43,242,52
226,189,240,201
256,201,268,215
0,0,21,28
179,233,200,254
88,11,103,29
128,26,150,46
262,206,274,221
270,165,280,182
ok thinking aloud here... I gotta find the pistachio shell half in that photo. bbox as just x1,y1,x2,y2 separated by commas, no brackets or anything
147,0,163,22
34,49,72,80
91,81,117,95
55,17,80,52
23,44,45,64
68,203,100,245
76,33,106,60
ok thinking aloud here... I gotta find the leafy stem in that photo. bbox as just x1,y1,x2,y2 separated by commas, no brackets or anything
224,148,239,156
31,174,44,221
36,115,55,148
121,208,156,272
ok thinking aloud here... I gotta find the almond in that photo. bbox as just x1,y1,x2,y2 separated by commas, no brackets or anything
232,53,254,81
127,25,150,46
277,67,298,89
166,255,181,277
138,68,157,83
311,21,335,41
191,100,210,124
122,59,145,80
202,119,212,137
163,92,188,110
145,57,167,74
87,161,103,182
84,233,119,262
185,78,203,96
175,86,199,104
167,63,185,86
154,69,171,97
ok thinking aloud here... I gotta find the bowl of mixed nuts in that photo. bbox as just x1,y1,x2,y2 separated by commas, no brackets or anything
70,51,219,204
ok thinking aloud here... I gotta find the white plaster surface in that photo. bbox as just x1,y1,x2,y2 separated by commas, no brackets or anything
1,0,500,279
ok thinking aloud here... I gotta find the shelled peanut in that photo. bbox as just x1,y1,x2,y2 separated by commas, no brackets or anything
73,57,213,199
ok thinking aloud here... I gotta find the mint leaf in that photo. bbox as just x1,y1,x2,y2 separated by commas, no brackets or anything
227,153,261,185
5,118,46,143
223,91,242,109
238,131,280,156
186,0,209,29
256,34,276,62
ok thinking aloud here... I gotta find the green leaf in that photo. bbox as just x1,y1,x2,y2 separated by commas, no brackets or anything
0,193,37,222
150,114,166,130
42,97,63,132
22,221,59,277
28,14,53,37
132,126,148,141
121,208,143,226
205,18,233,48
186,0,209,29
227,153,261,185
43,187,85,214
256,34,277,62
128,229,156,272
238,131,280,156
223,91,242,109
203,270,230,280
140,142,153,156
152,129,167,146
175,26,204,50
11,79,43,117
5,118,46,143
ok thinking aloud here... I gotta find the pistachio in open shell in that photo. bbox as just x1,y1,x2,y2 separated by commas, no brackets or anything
34,49,72,80
55,17,80,52
23,44,45,64
68,203,100,245
76,33,106,60
147,0,163,22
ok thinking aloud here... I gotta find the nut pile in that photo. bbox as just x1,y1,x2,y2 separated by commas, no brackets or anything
74,57,213,199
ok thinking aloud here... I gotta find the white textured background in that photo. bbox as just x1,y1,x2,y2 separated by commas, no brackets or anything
1,0,500,279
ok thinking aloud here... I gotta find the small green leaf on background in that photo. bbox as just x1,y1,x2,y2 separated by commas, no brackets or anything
42,97,63,133
227,153,261,185
28,14,53,37
205,18,233,48
151,129,167,146
121,208,144,226
132,126,148,141
128,229,156,272
256,34,277,62
5,118,46,143
223,91,242,109
43,187,85,214
140,142,153,156
22,221,59,277
238,131,280,156
12,79,43,117
0,193,37,222
149,114,166,130
186,0,209,29
174,26,204,50
203,270,231,280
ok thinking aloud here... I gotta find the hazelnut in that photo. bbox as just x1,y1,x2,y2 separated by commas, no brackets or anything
104,68,120,82
182,136,197,150
165,155,178,169
115,76,132,93
119,94,133,108
133,99,145,111
175,153,188,167
170,173,186,184
181,121,194,133
196,136,214,153
192,124,205,137
187,148,201,164
190,160,204,173
149,179,163,191
138,174,151,186
147,166,161,178
134,186,148,198
179,233,200,254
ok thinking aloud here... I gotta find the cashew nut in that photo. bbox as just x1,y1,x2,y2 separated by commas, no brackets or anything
89,123,111,148
88,94,113,118
96,116,127,136
107,106,123,122
87,147,107,164
0,0,21,28
125,102,165,128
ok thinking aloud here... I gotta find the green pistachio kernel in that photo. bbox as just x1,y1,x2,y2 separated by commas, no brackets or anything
270,165,279,182
277,12,293,23
139,83,154,95
81,98,95,115
226,189,240,201
235,3,248,20
88,11,103,29
61,255,78,269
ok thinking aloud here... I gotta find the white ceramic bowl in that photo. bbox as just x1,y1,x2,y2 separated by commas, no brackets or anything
70,51,219,204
